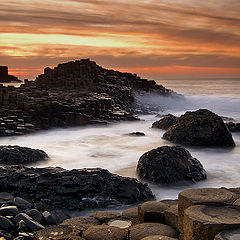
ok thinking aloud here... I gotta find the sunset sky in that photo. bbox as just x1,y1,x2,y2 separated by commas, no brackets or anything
0,0,240,80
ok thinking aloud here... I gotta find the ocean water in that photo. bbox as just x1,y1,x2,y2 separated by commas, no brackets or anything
1,78,240,208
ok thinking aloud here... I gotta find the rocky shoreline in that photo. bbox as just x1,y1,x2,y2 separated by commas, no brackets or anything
1,187,240,239
0,59,178,137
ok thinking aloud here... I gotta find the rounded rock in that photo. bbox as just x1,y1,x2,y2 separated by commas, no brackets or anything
141,236,178,240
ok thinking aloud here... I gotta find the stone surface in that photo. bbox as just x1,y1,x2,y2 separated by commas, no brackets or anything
164,205,178,231
141,236,179,240
0,145,48,165
90,211,121,223
137,146,206,184
122,207,138,219
138,201,168,223
83,225,128,240
178,188,239,233
163,109,235,146
214,228,240,240
61,216,100,232
0,206,19,216
226,122,240,132
183,205,240,240
13,213,45,232
0,166,154,211
14,197,33,209
129,222,178,240
152,114,177,130
0,216,14,230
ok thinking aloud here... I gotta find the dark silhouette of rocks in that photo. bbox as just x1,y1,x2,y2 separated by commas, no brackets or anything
0,145,48,165
0,166,154,211
0,66,21,83
163,109,235,147
0,59,176,137
152,114,177,130
225,121,240,132
137,146,206,184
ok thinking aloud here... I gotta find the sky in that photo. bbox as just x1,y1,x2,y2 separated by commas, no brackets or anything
0,0,240,80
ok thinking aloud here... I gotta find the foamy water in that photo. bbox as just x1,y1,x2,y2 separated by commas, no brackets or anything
1,79,240,205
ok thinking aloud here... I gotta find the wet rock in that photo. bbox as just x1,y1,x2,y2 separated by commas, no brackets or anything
0,230,13,240
137,146,206,184
0,192,13,203
24,209,42,223
13,213,45,232
0,166,154,211
141,236,178,240
14,197,32,210
152,114,177,130
128,132,145,136
164,205,178,231
90,211,121,224
122,207,138,219
0,206,19,216
163,109,235,146
0,146,48,165
214,228,240,240
129,222,178,240
0,216,14,230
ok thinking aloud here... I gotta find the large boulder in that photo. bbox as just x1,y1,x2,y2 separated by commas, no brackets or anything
0,145,48,164
225,122,240,132
163,109,235,146
152,114,178,130
0,166,154,211
137,146,206,184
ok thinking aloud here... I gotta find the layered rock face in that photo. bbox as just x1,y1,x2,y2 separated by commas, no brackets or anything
163,109,235,146
0,166,154,211
0,59,174,137
137,146,206,184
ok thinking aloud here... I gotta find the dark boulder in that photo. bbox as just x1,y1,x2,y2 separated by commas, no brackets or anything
0,145,48,165
128,132,145,136
137,146,206,184
225,122,240,132
0,166,154,211
163,109,235,146
152,114,178,130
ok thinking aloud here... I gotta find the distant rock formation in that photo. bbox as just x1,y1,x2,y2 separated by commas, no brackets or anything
0,66,21,83
0,59,177,137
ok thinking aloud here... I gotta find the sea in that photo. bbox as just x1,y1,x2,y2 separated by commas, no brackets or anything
1,78,240,214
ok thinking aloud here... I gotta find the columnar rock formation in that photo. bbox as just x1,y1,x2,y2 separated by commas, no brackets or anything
0,59,175,137
0,66,20,82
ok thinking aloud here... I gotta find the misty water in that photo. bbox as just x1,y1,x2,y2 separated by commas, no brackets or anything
1,79,240,211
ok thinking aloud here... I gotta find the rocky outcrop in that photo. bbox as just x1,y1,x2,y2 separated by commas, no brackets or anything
137,146,206,184
152,114,177,130
0,66,21,83
0,59,176,137
225,121,240,132
0,145,48,165
163,109,235,147
0,166,154,211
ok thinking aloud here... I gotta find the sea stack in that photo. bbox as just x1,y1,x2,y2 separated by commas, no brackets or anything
0,66,20,82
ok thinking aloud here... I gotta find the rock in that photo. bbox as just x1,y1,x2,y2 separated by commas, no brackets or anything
42,211,57,225
214,228,240,240
129,223,178,240
13,213,45,232
33,225,83,240
0,192,13,202
90,211,121,224
141,236,178,240
163,109,235,146
16,233,33,240
0,146,48,165
122,207,138,219
164,205,178,231
152,114,177,130
14,197,32,210
0,166,154,211
183,205,240,240
83,225,128,240
0,206,19,216
24,209,42,223
226,122,240,132
61,216,100,232
0,216,14,230
17,219,28,232
178,188,239,233
138,201,168,223
137,146,206,184
0,230,13,240
128,132,145,136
